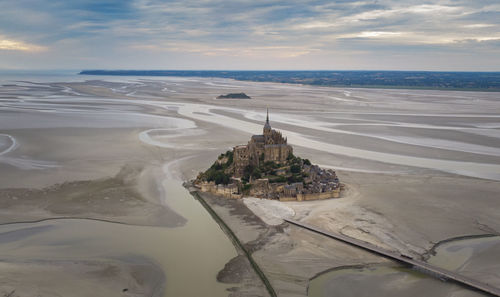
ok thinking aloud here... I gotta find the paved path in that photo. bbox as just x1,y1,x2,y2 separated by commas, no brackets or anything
285,218,500,297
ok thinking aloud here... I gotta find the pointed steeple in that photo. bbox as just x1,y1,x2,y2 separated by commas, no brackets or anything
263,108,271,135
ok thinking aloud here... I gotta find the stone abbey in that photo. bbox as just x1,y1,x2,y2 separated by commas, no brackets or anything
233,109,293,177
195,110,343,201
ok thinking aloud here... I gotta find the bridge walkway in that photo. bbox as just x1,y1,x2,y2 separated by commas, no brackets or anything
284,218,500,297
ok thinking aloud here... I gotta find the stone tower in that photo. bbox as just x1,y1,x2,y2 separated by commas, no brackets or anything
232,109,293,177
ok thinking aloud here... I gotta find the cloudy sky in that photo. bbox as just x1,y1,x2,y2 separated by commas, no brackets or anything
0,0,499,70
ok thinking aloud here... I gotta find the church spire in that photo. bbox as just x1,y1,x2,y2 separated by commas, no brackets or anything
263,108,271,134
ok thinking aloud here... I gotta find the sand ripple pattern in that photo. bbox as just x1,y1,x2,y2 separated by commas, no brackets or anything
0,134,59,170
174,104,500,181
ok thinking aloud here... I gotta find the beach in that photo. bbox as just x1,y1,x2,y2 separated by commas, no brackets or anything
0,74,499,296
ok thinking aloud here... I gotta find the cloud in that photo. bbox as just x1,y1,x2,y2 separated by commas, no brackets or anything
463,23,495,28
0,36,46,52
131,41,314,58
349,31,403,38
0,0,499,70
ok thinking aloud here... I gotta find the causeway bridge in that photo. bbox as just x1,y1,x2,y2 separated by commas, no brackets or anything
284,218,500,297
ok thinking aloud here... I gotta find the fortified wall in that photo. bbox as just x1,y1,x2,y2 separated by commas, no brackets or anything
200,181,242,199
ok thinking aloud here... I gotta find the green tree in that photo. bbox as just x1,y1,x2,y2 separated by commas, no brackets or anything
214,171,230,185
252,167,262,179
242,184,252,195
270,176,287,183
291,164,301,174
226,150,233,165
288,174,303,183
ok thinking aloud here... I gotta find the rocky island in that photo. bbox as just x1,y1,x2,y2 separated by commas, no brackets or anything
216,92,251,99
195,110,343,201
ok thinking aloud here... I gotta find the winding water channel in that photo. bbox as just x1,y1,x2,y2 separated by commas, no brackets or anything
0,179,237,297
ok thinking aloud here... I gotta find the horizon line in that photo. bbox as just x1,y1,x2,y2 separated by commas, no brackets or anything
79,69,500,73
2,69,500,73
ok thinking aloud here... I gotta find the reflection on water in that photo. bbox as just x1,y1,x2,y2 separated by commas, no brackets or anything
0,180,238,297
308,236,500,297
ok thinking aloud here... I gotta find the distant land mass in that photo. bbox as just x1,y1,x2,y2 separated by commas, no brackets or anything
216,92,251,99
79,70,500,91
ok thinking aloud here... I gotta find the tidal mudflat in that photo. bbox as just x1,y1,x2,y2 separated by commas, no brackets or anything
309,235,500,297
0,74,499,296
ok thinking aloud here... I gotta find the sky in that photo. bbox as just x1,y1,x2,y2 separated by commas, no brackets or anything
0,0,499,71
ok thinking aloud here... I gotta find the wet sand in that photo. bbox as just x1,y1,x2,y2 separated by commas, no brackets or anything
0,259,164,297
309,235,500,297
0,75,499,296
0,166,185,227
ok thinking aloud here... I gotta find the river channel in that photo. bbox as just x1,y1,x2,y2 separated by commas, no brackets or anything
0,179,237,297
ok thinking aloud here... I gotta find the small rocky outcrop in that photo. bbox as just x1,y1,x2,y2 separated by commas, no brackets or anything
216,93,251,99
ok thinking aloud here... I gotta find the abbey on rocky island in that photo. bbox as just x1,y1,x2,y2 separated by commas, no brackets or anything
195,110,343,201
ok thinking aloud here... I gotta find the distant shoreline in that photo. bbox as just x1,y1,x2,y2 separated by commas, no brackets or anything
79,70,500,92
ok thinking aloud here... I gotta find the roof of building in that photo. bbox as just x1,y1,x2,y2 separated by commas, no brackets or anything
252,135,265,142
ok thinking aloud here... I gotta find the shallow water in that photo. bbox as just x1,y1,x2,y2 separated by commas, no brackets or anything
308,236,500,297
0,180,238,297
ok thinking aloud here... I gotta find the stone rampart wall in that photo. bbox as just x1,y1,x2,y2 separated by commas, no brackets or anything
199,182,242,199
297,189,340,201
198,181,341,201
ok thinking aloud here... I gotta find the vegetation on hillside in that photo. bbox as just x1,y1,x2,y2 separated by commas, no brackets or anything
197,150,313,186
197,151,233,185
242,152,311,184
